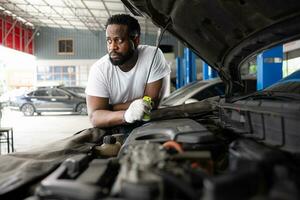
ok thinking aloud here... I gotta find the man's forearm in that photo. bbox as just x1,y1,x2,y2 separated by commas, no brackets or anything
89,109,125,128
112,101,133,111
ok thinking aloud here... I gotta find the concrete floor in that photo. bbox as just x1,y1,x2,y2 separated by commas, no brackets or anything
0,107,92,153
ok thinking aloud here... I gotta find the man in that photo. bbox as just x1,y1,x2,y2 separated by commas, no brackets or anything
85,14,170,128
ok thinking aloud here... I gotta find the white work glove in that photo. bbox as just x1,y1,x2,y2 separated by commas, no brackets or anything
124,99,151,123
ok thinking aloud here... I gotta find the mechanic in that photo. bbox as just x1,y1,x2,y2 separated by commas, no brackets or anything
85,14,170,129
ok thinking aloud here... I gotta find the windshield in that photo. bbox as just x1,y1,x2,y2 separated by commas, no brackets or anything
161,81,209,106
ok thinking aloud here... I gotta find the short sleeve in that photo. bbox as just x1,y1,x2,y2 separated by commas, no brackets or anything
85,62,109,98
148,48,171,83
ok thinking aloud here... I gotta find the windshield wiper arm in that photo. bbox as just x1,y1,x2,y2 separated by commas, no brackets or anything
233,91,300,101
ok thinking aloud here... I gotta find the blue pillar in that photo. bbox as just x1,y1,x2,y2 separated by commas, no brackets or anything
202,61,217,80
176,57,184,89
184,48,191,84
184,48,197,84
257,45,283,90
182,57,188,86
191,53,197,82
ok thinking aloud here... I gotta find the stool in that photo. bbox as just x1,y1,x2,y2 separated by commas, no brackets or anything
0,127,14,154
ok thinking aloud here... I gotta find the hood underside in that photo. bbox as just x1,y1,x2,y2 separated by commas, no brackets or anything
122,0,300,94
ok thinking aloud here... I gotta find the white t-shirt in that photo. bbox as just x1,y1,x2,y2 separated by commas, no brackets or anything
85,45,171,104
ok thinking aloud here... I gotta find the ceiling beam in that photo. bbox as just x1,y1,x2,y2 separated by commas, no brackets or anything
23,0,63,28
0,3,47,28
0,0,158,34
62,0,95,33
3,2,125,12
80,0,104,30
100,0,111,18
41,0,77,30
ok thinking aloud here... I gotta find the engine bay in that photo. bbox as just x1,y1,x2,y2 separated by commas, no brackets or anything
28,110,300,200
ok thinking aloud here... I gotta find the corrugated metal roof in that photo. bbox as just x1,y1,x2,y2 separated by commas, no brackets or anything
0,0,159,34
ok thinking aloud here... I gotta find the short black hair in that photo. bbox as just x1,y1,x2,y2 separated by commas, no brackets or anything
105,14,141,38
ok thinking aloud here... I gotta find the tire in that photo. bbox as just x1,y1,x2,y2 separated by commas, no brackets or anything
21,104,35,116
76,103,87,115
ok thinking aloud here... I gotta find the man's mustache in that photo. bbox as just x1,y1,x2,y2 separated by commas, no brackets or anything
109,52,122,57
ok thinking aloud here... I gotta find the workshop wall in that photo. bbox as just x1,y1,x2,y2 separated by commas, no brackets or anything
34,27,176,60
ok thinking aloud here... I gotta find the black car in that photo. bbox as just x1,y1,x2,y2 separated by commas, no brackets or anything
10,87,87,116
1,1,300,200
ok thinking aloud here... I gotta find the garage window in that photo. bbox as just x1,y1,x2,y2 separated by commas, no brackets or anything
58,39,73,54
37,66,76,86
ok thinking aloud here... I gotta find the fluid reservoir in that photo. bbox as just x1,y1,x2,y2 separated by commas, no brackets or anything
95,135,121,157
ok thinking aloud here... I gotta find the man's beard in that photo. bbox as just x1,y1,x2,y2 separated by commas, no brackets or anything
109,48,134,66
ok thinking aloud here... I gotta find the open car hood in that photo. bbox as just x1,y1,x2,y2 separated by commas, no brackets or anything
122,0,300,96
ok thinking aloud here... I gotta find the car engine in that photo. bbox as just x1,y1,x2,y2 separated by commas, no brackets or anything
25,102,300,200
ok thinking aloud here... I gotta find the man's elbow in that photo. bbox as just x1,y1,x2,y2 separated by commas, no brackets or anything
88,111,100,127
88,110,112,128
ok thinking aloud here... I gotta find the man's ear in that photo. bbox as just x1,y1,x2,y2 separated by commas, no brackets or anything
132,36,140,48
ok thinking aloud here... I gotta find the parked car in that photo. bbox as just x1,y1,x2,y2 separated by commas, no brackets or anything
0,81,7,107
1,1,300,200
160,77,256,107
10,87,87,116
0,94,9,108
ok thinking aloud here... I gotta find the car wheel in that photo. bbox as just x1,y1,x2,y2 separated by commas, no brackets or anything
76,103,87,115
21,104,35,116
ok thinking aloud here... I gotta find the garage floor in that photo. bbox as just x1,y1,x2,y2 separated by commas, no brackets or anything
0,108,92,153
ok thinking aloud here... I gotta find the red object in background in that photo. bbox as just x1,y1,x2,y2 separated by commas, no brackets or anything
28,29,33,54
15,25,20,51
0,15,34,55
0,18,2,44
